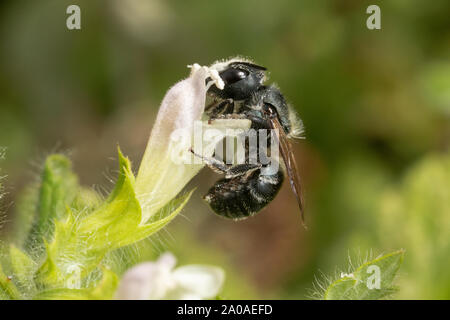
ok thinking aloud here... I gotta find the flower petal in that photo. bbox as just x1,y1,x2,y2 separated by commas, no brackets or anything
171,265,225,299
135,65,219,222
156,252,177,270
135,63,251,223
115,253,177,300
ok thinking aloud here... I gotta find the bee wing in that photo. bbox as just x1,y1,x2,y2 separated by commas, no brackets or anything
269,116,306,227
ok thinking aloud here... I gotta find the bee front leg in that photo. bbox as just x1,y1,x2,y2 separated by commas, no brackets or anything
207,112,249,126
190,148,228,174
206,99,235,120
190,148,261,177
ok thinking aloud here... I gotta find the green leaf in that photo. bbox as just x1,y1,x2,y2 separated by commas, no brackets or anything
323,249,405,300
33,288,92,300
0,263,21,300
9,245,37,287
11,183,39,249
34,267,119,300
36,148,191,287
27,154,79,247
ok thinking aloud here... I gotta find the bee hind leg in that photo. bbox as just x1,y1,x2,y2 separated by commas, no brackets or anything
224,163,261,178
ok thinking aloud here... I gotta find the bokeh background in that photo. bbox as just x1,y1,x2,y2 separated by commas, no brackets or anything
0,0,449,299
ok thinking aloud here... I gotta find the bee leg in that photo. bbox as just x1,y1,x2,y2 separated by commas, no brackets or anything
208,113,266,125
224,163,262,179
206,99,235,121
244,114,272,130
190,148,261,177
207,113,249,127
190,148,229,174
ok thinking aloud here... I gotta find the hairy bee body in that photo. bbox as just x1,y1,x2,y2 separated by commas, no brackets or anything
200,58,304,221
205,164,284,220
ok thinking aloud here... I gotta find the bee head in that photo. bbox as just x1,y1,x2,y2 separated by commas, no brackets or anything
207,59,267,100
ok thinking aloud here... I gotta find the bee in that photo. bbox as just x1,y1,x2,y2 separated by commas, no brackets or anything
194,58,305,225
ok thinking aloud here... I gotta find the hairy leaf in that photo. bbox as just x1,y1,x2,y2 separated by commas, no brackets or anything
27,155,78,249
34,267,119,300
323,250,405,300
35,148,190,287
9,245,37,288
0,263,21,300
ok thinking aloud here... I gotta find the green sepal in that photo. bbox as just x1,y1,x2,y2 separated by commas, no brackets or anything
36,148,191,287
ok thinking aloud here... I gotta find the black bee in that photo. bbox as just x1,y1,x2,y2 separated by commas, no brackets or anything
195,58,305,224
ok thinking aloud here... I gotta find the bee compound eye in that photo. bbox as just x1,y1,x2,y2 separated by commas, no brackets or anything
219,68,249,85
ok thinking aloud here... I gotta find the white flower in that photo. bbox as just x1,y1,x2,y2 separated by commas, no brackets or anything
115,252,225,300
135,63,251,222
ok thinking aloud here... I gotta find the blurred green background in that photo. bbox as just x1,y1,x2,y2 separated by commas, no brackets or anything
0,0,449,299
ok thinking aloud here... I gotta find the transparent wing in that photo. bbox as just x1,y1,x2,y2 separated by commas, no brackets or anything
269,116,306,228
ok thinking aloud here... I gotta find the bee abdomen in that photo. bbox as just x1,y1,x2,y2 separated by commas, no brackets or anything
204,170,284,220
